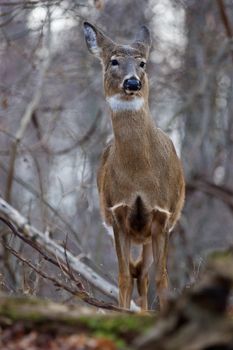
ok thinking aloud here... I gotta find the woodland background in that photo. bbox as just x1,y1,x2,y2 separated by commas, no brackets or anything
0,0,233,310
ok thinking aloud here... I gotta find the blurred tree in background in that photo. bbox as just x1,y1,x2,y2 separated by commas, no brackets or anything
0,0,232,308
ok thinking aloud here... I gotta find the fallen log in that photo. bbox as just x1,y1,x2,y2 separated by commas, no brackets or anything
0,294,155,349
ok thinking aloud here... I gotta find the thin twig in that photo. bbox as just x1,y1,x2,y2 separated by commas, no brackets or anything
0,217,129,312
63,235,85,291
0,216,86,293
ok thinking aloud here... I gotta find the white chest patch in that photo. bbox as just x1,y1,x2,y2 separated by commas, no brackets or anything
106,94,144,112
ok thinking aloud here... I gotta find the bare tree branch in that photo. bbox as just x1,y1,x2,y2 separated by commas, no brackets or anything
187,178,233,212
0,196,119,302
0,1,62,6
3,241,123,312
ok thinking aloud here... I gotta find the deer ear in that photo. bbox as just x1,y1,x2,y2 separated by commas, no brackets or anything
134,25,151,48
83,22,114,59
83,22,100,56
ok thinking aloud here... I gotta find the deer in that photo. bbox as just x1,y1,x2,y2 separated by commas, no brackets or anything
83,22,185,311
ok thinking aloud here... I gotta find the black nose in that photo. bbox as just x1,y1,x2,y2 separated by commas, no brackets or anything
123,77,141,91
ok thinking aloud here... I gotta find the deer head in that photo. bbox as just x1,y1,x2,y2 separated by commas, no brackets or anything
83,22,151,111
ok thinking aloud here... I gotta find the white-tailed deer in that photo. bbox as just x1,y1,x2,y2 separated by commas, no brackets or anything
83,22,185,310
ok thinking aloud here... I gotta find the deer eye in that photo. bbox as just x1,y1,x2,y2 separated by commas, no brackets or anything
139,61,146,68
111,59,119,66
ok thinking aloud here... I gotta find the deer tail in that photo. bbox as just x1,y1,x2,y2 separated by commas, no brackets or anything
127,195,150,232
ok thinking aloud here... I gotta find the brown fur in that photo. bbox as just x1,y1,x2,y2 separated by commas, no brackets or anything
84,22,185,310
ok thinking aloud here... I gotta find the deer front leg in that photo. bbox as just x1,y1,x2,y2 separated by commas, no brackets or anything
113,223,132,309
152,221,169,310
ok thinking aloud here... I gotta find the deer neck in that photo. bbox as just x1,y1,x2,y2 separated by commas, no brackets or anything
108,97,155,166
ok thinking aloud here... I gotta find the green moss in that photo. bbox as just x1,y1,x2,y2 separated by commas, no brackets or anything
0,297,51,322
78,314,155,336
0,295,156,348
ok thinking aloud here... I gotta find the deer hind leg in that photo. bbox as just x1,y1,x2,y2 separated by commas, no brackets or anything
113,223,133,309
152,211,170,310
134,244,153,311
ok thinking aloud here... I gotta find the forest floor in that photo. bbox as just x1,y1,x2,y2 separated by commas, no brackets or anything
0,295,155,350
1,251,233,350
